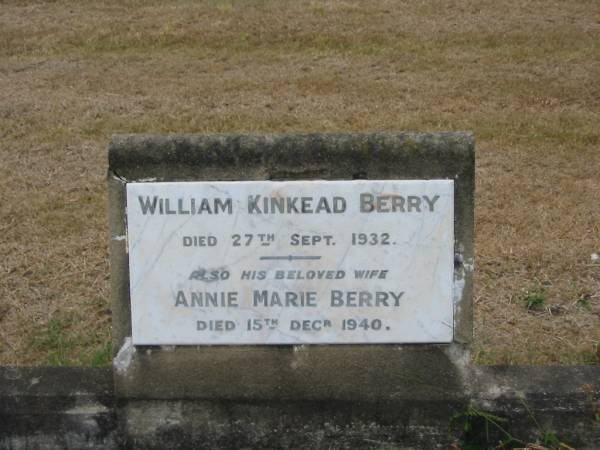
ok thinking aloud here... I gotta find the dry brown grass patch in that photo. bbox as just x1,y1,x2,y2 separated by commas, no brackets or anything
0,0,599,365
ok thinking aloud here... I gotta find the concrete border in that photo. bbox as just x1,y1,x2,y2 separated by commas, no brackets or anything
2,366,599,449
107,133,474,400
0,367,116,450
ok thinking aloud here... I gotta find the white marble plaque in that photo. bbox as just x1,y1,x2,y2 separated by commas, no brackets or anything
126,180,454,345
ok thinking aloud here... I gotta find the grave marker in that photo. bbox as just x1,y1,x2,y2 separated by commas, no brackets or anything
108,133,474,399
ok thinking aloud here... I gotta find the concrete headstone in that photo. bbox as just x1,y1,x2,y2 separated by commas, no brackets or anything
108,133,474,399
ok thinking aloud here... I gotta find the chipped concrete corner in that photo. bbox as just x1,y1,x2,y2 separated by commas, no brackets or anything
113,337,135,376
107,133,474,400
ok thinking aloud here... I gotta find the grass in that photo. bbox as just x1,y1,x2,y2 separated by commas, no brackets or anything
522,289,547,312
0,0,599,365
28,311,112,366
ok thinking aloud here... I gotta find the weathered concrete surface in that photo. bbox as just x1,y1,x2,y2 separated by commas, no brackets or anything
0,367,116,450
114,344,469,401
469,365,600,449
108,133,475,400
1,366,599,449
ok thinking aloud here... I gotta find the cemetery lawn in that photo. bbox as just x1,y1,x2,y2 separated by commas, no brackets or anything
0,0,599,365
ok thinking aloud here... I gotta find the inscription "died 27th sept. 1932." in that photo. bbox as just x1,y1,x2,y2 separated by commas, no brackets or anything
126,180,454,345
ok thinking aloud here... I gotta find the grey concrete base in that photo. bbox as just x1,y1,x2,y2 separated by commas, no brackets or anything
114,344,470,401
2,366,599,449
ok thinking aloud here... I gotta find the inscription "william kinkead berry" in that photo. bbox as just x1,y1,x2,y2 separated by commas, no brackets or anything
136,193,440,215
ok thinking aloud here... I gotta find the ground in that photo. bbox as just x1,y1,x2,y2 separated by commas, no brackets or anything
0,0,599,365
